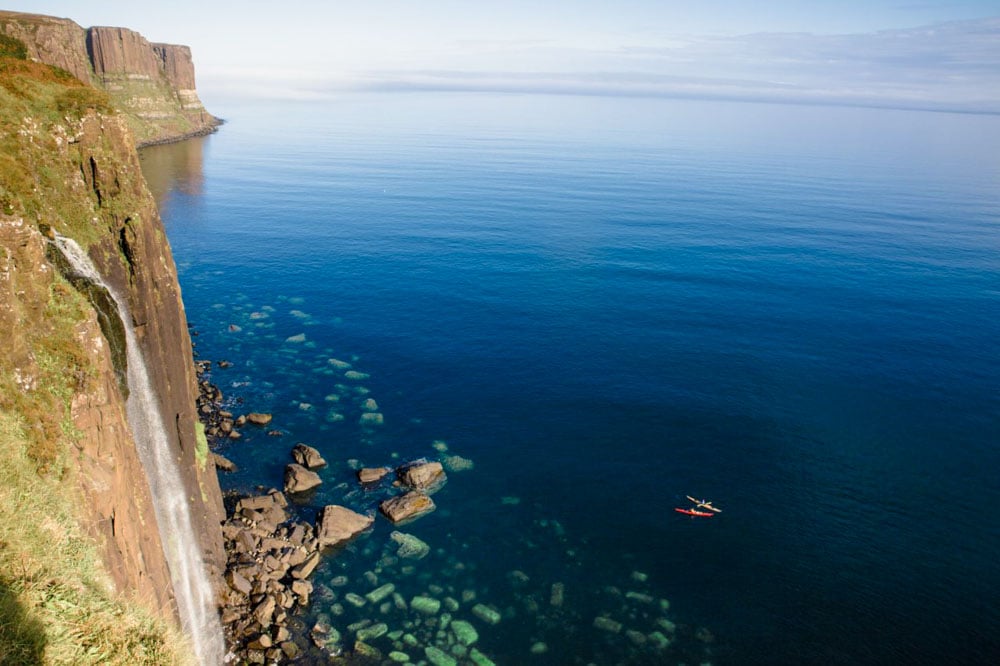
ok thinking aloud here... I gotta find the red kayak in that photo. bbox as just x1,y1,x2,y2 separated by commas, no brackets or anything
675,508,714,517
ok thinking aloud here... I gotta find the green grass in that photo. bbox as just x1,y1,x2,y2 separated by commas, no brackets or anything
0,43,193,666
0,414,193,665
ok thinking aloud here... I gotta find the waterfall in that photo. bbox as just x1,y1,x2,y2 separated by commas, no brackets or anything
52,234,224,665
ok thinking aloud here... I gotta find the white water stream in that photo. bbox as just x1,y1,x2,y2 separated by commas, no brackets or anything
54,235,224,665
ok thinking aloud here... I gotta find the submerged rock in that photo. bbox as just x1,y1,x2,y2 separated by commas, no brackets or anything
442,455,473,472
471,604,501,626
593,616,622,633
380,491,436,524
390,531,430,559
410,595,441,615
316,505,374,547
450,620,478,646
284,463,322,494
425,646,456,666
291,443,327,469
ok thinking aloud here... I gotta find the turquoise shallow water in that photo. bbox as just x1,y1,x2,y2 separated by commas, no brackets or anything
142,93,1000,665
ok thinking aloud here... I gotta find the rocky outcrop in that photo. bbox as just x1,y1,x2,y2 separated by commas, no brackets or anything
291,443,327,469
284,463,322,494
380,491,437,524
0,26,225,646
0,10,219,146
315,505,374,548
399,460,447,491
0,11,93,83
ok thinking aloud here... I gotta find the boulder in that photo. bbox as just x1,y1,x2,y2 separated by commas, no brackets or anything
398,461,446,491
380,491,436,524
247,412,273,426
213,453,237,472
315,505,374,547
358,467,391,484
284,463,321,494
291,443,327,469
389,531,430,559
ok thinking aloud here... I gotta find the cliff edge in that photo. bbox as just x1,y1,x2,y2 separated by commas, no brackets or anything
0,22,224,665
0,10,219,146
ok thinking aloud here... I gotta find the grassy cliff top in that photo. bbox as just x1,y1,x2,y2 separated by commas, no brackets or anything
0,38,190,665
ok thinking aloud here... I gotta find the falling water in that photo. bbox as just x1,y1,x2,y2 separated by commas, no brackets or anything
53,234,224,665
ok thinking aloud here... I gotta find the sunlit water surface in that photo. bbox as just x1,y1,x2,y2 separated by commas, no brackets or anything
142,93,1000,665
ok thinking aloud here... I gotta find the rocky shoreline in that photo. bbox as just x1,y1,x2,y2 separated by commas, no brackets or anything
194,358,450,664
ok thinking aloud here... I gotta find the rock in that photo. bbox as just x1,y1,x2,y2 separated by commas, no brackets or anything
235,414,247,427
471,604,501,625
626,629,647,646
213,453,237,472
280,641,300,659
358,467,391,484
247,634,272,650
284,463,322,494
410,596,441,615
290,442,326,469
450,620,478,646
626,591,654,604
468,648,496,666
247,412,273,426
442,455,474,472
290,551,321,579
398,461,446,491
253,596,276,627
593,616,622,633
550,582,565,607
353,640,381,660
315,505,374,547
390,531,430,559
226,570,252,595
530,642,548,654
389,651,411,663
425,646,457,666
648,631,671,649
380,491,436,524
366,583,396,604
356,623,388,641
359,412,384,426
345,593,367,608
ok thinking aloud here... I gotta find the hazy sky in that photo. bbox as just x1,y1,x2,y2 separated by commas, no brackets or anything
9,1,1000,112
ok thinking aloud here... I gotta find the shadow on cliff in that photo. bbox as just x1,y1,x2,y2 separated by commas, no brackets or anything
0,576,46,665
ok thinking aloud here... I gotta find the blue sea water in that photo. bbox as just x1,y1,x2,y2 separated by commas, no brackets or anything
141,93,1000,665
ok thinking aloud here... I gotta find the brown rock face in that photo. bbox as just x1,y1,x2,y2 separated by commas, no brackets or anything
153,43,196,90
380,492,437,524
87,26,161,79
0,10,219,146
315,505,374,547
0,11,93,83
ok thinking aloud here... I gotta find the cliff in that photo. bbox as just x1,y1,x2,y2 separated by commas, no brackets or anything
0,10,219,146
0,26,224,665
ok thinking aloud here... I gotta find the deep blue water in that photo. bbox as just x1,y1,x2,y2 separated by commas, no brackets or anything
141,93,1000,665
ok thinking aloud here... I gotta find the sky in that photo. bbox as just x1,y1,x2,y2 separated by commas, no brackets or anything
8,1,1000,112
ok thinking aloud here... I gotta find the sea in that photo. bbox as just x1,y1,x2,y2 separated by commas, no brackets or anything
139,93,1000,665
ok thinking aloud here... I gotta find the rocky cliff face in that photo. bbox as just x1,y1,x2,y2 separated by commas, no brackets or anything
0,19,225,656
0,10,218,146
